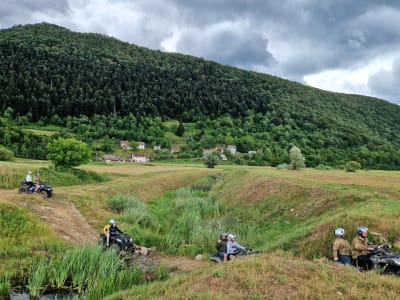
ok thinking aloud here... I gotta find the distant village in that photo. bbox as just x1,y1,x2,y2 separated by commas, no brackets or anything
101,140,238,163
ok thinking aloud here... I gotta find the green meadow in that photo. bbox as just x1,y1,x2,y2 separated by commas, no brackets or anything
1,160,400,299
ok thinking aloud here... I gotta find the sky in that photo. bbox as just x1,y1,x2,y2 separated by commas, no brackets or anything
1,0,400,104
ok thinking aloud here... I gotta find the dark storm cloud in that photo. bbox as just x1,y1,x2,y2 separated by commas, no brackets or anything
176,28,275,69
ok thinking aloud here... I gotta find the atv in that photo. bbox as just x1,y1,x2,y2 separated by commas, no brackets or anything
210,247,264,263
369,245,400,275
99,232,135,253
18,181,53,198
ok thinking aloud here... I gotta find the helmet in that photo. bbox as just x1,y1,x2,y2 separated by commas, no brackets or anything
334,228,345,237
220,232,228,237
228,234,236,239
109,219,117,225
357,226,368,235
36,173,40,177
28,170,32,174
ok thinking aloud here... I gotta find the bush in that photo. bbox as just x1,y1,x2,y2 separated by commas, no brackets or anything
345,161,361,172
276,163,288,170
0,146,14,161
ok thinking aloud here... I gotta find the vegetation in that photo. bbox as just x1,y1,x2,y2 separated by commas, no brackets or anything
0,145,13,161
0,23,399,169
26,245,168,299
289,146,305,170
47,137,91,168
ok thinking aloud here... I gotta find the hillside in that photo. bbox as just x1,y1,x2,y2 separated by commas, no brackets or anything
1,23,400,169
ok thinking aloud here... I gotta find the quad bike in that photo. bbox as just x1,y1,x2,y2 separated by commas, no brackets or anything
18,181,53,198
210,247,264,263
99,232,135,253
369,245,400,275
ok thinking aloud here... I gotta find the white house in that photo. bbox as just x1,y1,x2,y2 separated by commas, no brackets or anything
130,152,150,163
226,145,237,155
137,142,145,150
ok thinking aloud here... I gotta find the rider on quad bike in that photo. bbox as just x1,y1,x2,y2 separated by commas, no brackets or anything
101,219,134,252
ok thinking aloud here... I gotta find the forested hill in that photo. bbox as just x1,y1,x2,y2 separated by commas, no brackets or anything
1,23,400,169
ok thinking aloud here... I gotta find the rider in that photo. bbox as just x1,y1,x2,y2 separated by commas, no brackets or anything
215,232,228,262
227,233,246,260
25,170,34,191
332,228,352,265
33,173,41,193
352,226,375,269
103,219,123,247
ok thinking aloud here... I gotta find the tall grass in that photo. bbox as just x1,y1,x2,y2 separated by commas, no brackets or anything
0,164,110,188
0,273,11,299
28,257,49,298
27,244,169,299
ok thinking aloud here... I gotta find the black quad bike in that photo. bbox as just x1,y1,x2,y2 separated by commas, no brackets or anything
99,232,135,253
210,247,264,263
18,181,53,198
369,245,400,275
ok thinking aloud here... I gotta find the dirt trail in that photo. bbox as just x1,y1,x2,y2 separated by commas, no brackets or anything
0,188,98,245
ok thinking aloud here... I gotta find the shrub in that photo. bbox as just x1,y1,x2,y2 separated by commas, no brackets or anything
289,146,305,170
276,163,288,170
345,161,361,172
0,146,14,161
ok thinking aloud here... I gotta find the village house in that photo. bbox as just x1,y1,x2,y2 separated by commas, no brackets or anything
137,142,145,150
153,145,161,151
120,140,132,150
170,146,181,153
102,154,125,163
130,152,150,163
226,145,237,155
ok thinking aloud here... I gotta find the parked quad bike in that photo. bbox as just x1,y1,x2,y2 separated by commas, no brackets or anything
99,232,135,253
18,181,53,198
210,247,264,263
369,245,400,275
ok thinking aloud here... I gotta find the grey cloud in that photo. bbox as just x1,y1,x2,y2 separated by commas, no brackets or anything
0,0,70,28
176,28,274,69
368,58,400,103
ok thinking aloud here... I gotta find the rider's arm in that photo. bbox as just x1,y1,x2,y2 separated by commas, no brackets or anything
332,241,339,260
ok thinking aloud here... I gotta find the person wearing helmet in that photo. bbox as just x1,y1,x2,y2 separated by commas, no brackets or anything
227,234,246,260
33,173,41,193
25,170,34,191
103,219,123,247
216,232,228,262
332,228,352,265
352,226,375,269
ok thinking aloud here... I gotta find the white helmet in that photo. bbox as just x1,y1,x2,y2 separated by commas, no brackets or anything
228,234,236,239
357,226,368,235
334,228,345,237
109,219,117,225
28,170,32,174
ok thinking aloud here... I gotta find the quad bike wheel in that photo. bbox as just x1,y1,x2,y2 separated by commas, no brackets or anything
110,244,121,253
19,187,27,194
40,190,48,198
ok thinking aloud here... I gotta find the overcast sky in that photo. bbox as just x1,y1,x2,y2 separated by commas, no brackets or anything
1,0,400,104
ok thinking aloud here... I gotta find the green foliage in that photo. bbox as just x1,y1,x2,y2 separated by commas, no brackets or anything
47,137,91,167
0,146,13,161
345,161,361,172
289,146,305,170
0,274,10,299
204,152,219,168
175,121,185,137
1,23,400,169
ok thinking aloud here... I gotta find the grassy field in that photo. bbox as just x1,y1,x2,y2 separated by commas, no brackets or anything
1,160,400,299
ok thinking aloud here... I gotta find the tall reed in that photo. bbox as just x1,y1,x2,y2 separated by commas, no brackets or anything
0,273,11,299
28,257,49,298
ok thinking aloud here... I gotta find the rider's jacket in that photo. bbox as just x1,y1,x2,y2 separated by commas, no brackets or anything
332,237,351,260
352,235,370,259
103,224,123,236
216,239,227,253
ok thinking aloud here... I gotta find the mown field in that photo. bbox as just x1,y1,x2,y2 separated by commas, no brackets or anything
1,160,400,299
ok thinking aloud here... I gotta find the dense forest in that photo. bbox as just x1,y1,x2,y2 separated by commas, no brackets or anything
1,23,400,169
